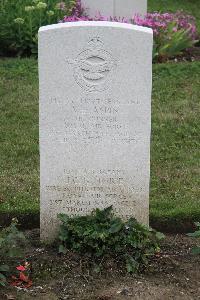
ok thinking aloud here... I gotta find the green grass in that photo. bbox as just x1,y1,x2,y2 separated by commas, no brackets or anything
0,59,39,214
0,58,200,227
150,62,200,226
148,0,200,31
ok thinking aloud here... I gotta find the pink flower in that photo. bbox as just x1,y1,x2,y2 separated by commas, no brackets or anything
16,265,26,271
62,3,198,42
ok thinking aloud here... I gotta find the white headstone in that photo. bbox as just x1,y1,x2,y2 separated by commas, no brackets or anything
82,0,147,18
39,21,153,242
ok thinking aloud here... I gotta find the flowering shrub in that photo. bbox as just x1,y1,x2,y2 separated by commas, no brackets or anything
132,12,198,61
133,12,197,39
63,14,128,23
63,1,128,23
63,2,128,23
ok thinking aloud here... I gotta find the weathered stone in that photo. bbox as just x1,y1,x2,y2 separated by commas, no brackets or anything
82,0,147,18
39,22,153,241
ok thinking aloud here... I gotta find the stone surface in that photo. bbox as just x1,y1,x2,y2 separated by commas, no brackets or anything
39,21,153,241
82,0,113,18
82,0,147,18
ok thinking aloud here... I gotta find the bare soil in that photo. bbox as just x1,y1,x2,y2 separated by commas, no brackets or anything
156,46,200,63
0,230,200,300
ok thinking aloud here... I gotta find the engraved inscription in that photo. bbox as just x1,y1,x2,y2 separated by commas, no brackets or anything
67,37,116,92
63,95,136,145
45,169,141,218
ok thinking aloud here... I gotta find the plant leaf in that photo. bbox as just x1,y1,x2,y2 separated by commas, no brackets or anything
59,244,67,254
156,232,165,240
109,220,123,233
187,231,200,238
191,247,200,255
0,264,9,272
0,273,6,280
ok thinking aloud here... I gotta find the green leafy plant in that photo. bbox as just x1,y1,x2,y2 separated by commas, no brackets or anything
0,0,77,56
187,222,200,255
133,12,198,62
154,22,198,61
0,219,26,286
58,206,164,273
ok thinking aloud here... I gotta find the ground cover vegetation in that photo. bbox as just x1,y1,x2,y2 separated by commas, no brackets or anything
0,210,199,295
58,206,164,273
0,59,199,230
0,0,199,61
0,229,200,299
0,208,164,288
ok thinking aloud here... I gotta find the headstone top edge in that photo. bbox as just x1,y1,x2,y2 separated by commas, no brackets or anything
39,21,153,35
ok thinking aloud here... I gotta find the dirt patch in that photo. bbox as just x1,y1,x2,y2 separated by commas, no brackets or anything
155,46,200,64
176,46,200,62
0,230,200,300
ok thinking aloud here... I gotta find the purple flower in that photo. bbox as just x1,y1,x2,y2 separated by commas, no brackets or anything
62,2,198,44
132,11,197,41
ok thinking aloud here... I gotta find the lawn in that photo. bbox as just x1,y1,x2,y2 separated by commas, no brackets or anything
0,58,200,231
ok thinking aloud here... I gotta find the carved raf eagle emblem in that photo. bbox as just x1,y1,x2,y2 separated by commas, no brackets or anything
67,37,116,92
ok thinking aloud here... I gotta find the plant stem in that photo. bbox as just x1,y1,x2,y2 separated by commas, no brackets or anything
18,24,22,44
29,12,33,38
39,11,42,27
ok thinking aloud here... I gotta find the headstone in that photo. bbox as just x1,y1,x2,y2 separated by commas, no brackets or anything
82,0,147,18
39,21,153,242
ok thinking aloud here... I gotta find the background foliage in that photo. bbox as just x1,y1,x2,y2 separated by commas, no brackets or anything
0,0,77,56
0,0,199,59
